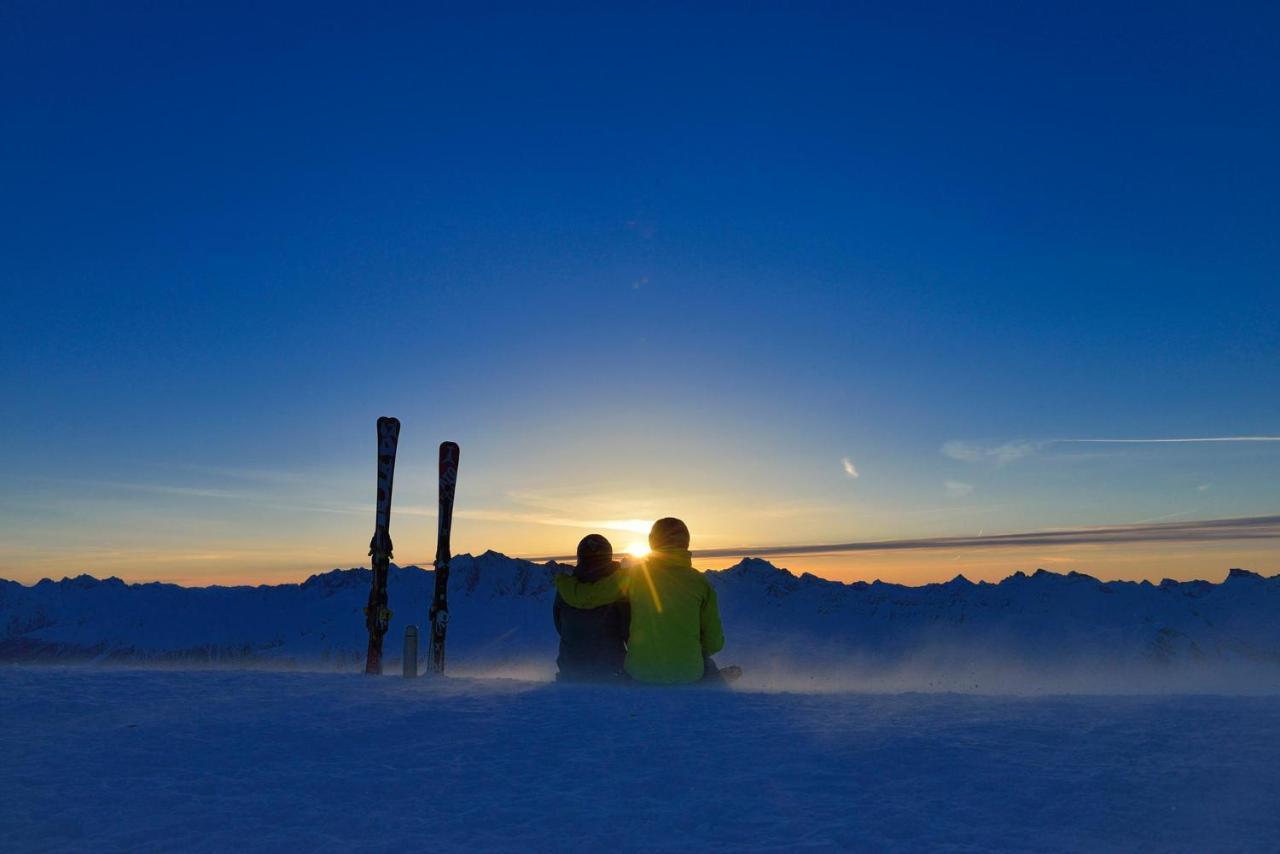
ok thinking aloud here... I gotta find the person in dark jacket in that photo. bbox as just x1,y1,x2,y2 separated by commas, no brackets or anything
553,534,630,682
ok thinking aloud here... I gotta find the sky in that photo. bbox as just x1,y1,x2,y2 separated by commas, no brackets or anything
1,2,1277,586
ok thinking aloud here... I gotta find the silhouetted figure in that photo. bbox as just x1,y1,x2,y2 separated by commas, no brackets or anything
556,518,728,685
553,534,630,682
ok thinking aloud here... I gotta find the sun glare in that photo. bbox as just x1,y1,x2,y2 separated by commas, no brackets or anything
627,541,650,558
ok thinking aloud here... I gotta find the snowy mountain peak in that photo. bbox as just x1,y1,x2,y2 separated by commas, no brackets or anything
722,557,789,576
301,567,371,591
712,558,800,599
3,554,1279,673
797,571,835,585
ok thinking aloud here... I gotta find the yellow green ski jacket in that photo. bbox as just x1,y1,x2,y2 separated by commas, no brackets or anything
554,549,724,684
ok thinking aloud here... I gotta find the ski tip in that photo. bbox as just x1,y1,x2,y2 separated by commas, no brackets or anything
377,417,402,442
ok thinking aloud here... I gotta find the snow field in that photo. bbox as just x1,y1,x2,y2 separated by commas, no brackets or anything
3,667,1280,852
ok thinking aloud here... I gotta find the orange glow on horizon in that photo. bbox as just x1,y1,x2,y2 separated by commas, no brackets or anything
1,535,1275,589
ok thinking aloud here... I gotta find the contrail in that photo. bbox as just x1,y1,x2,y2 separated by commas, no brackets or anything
1057,436,1280,444
523,514,1280,562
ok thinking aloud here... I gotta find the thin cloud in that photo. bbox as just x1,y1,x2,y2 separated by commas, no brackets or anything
1058,436,1280,444
446,508,653,534
30,476,368,516
945,480,974,498
683,514,1280,560
523,514,1280,563
942,440,1040,464
89,480,245,500
1127,510,1195,525
503,487,669,519
944,435,1280,464
172,464,309,484
841,458,859,479
47,478,656,531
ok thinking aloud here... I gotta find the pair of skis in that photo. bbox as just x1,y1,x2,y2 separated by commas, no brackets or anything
363,416,459,676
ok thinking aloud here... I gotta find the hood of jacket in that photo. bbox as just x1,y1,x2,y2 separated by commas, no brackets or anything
575,557,621,584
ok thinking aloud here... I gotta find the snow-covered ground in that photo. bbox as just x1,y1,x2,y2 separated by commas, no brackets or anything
3,667,1279,852
6,558,1280,849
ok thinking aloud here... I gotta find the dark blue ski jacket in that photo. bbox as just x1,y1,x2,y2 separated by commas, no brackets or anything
552,561,629,682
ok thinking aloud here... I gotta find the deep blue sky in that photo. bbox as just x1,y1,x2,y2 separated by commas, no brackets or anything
2,2,1277,584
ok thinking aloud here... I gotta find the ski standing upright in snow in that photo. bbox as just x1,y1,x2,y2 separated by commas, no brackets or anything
363,416,401,675
428,441,460,675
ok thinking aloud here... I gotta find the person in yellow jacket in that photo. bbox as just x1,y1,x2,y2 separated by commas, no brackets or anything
554,517,726,684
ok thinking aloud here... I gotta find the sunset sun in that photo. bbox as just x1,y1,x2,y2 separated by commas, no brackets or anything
627,541,650,558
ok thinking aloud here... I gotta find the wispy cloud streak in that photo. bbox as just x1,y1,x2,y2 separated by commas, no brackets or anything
680,515,1280,560
1056,436,1280,444
509,514,1280,563
942,440,1040,464
944,435,1280,464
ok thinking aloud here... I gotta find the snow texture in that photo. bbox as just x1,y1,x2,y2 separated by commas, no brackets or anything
3,667,1279,852
4,554,1280,692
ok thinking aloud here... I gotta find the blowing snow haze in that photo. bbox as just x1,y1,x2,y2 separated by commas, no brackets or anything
5,553,1280,694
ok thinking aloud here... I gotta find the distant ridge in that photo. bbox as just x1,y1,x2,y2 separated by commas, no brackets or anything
3,553,1279,679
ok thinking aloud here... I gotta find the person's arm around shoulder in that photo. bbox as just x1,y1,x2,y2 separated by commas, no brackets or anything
554,568,629,609
553,592,564,636
617,598,631,643
700,581,725,656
